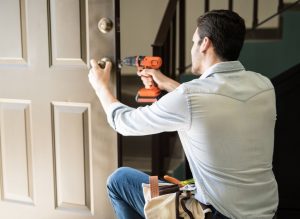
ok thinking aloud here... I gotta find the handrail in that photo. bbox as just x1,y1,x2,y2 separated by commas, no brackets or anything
251,0,300,30
152,0,178,48
152,0,186,78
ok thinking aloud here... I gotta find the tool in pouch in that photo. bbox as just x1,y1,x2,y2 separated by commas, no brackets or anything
120,56,162,103
164,175,196,192
145,176,211,219
150,175,196,198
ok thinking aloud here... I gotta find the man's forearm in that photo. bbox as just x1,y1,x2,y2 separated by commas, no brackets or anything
94,78,179,114
163,79,180,92
95,86,118,114
139,69,180,93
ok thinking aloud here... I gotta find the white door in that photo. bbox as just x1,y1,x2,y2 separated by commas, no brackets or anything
0,0,118,218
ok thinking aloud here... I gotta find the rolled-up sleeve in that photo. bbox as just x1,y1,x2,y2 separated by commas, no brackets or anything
106,87,191,136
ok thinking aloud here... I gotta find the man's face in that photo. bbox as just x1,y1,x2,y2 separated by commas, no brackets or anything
191,28,202,75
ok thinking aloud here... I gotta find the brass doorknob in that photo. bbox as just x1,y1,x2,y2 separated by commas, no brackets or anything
98,18,113,33
98,57,112,69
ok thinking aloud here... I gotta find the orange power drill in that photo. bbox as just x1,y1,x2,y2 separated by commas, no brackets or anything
121,56,162,103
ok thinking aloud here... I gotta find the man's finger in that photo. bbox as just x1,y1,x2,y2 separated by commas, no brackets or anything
88,68,94,78
90,59,100,69
104,61,112,72
137,69,150,77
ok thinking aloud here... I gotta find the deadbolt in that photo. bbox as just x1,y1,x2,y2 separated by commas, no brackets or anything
98,18,113,33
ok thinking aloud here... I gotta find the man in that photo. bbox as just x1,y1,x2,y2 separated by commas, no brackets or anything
88,10,278,219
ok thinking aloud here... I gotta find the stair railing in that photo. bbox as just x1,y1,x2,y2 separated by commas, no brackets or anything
247,0,300,39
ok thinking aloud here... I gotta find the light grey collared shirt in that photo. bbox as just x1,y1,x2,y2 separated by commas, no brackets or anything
107,61,278,219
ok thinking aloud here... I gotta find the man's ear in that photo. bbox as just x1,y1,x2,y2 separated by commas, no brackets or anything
200,37,211,53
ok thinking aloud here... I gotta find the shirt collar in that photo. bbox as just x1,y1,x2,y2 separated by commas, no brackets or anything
200,61,245,79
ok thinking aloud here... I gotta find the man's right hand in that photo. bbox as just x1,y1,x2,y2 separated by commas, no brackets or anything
138,69,180,92
89,59,112,92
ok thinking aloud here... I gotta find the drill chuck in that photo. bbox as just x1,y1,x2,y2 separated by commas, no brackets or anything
122,56,139,67
121,56,162,69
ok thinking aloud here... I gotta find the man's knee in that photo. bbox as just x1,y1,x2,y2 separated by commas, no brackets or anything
106,167,134,190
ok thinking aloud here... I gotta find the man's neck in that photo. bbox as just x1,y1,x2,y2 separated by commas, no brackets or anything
201,54,222,74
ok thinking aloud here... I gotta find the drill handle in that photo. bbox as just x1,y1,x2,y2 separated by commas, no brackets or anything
138,68,158,89
141,75,156,89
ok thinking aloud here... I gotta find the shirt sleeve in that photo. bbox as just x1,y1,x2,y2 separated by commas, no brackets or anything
106,86,191,136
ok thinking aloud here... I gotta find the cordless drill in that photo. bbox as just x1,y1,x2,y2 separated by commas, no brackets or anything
121,56,162,103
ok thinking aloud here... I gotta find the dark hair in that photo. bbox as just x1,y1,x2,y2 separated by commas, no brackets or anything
197,10,246,61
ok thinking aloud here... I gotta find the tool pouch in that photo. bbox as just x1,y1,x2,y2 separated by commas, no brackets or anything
142,176,211,219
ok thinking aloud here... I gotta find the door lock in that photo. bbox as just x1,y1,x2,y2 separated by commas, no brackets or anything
98,18,113,33
98,57,112,69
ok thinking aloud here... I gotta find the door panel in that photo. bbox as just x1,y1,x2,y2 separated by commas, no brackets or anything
49,0,88,66
0,0,27,64
0,100,34,205
52,102,93,213
0,0,118,218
